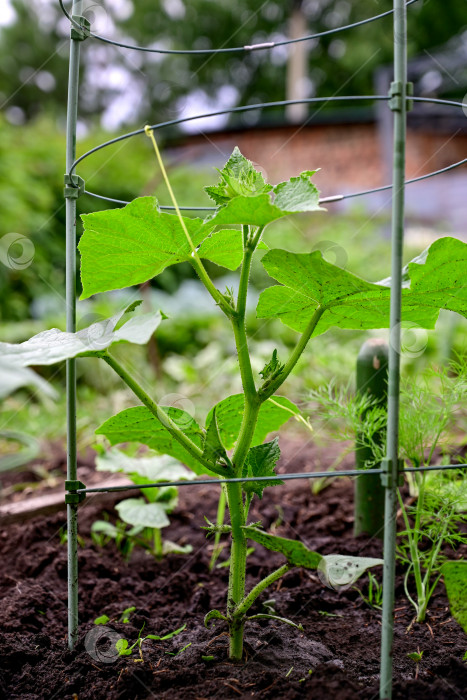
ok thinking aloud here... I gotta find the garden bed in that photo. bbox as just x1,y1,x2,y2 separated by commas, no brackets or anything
0,439,466,699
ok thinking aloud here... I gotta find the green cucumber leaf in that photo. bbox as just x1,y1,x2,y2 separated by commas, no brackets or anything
441,560,467,633
273,170,320,212
197,229,244,270
257,237,467,334
206,175,323,227
242,438,283,498
79,197,214,298
243,527,384,587
202,407,231,467
0,360,58,400
205,394,300,450
196,228,268,271
204,147,272,205
318,555,384,589
95,448,195,483
115,498,170,529
95,406,211,475
0,302,161,366
242,526,322,569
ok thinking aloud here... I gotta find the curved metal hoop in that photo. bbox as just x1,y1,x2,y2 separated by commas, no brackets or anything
70,95,467,208
59,0,420,56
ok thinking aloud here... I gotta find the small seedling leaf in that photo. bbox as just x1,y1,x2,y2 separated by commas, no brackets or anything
94,614,110,625
242,438,283,498
257,237,467,334
96,448,195,483
146,622,187,641
319,555,384,589
119,607,136,623
0,303,162,366
162,540,193,556
116,639,131,656
204,609,227,628
247,613,304,631
206,394,300,450
441,560,467,633
91,521,119,538
242,527,322,569
116,498,170,529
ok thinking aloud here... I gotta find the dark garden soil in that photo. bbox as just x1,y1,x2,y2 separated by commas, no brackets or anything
0,438,466,700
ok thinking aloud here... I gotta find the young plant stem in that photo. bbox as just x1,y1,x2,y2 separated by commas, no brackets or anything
153,528,163,559
226,398,261,660
191,256,234,318
102,353,212,472
259,307,324,401
233,563,292,618
225,237,263,660
231,229,261,398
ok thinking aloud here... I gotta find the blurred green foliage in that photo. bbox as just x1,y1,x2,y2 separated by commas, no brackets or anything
1,1,465,126
0,114,215,322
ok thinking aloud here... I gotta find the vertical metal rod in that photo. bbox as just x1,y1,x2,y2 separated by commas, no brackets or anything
380,1,407,697
66,0,83,651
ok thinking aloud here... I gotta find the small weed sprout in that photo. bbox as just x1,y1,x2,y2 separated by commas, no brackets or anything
353,571,383,610
116,623,186,661
407,648,423,680
93,449,194,559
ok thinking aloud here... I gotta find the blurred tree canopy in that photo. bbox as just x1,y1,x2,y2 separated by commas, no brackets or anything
1,0,465,128
0,0,465,324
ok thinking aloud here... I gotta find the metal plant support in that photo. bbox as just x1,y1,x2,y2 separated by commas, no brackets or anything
61,1,466,697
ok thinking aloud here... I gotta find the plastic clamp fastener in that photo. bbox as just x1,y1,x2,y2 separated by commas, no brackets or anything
71,15,91,41
389,81,414,112
406,81,414,112
380,459,404,488
64,174,85,199
65,480,86,504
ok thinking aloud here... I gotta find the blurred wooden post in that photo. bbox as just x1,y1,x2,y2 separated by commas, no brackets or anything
286,1,308,123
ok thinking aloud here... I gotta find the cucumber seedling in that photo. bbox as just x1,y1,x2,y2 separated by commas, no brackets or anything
2,145,466,660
